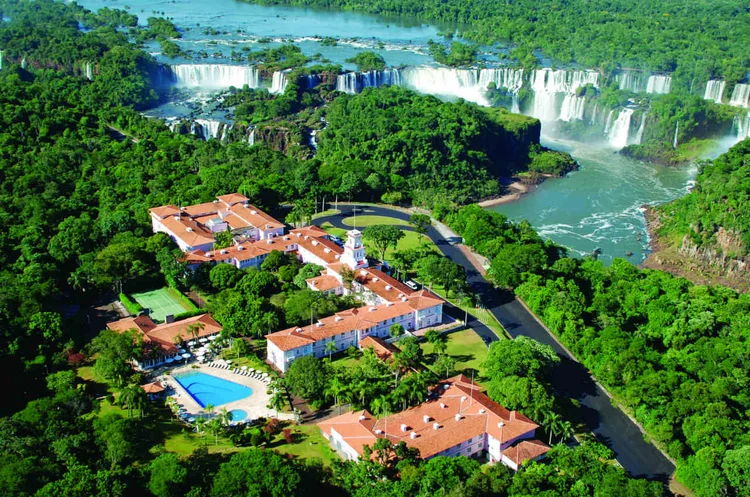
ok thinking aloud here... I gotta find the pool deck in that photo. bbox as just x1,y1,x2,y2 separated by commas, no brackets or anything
162,364,294,422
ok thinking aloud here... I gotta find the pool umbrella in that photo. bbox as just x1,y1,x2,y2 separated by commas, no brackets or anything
188,341,196,346
165,357,174,363
199,338,208,343
178,348,186,354
209,335,218,340
195,351,205,357
181,353,191,359
241,366,248,371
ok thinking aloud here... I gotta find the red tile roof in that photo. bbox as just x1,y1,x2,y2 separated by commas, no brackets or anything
359,336,399,361
504,439,551,466
107,314,222,356
307,274,342,292
318,375,541,460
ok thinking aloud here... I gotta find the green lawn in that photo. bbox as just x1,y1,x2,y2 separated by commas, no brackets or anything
342,215,409,227
311,209,341,220
427,283,509,339
365,230,439,261
132,287,194,323
319,221,348,239
269,424,338,465
421,329,490,379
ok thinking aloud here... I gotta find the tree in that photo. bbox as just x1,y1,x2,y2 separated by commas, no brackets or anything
293,263,324,289
148,453,188,497
324,376,350,413
389,323,405,338
284,356,327,402
395,336,423,369
324,340,338,360
210,449,303,497
363,225,404,261
544,412,563,445
268,388,286,416
90,329,141,387
232,338,251,359
119,382,147,418
214,228,234,249
209,264,242,291
410,213,431,242
723,446,750,497
488,243,549,289
434,354,455,378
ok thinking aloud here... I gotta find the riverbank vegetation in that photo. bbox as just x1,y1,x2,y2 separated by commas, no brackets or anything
437,186,750,497
643,140,750,290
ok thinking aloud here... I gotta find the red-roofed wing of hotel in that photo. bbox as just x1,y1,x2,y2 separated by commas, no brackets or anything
318,375,550,470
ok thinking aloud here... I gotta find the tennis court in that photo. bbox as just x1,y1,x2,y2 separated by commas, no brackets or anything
132,288,193,323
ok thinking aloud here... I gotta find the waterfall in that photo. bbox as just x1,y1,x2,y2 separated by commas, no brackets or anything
673,121,679,149
305,74,320,89
478,68,525,92
164,64,261,89
511,94,520,114
336,69,401,94
589,103,598,125
247,129,256,146
635,112,647,144
732,113,750,141
222,123,233,142
84,62,93,80
309,129,318,150
729,84,750,108
617,72,646,93
559,94,586,122
607,108,633,149
398,67,487,104
270,70,289,94
704,80,725,103
604,109,615,133
194,119,223,140
646,75,672,94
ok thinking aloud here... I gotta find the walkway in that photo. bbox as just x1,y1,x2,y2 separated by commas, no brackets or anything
314,204,675,479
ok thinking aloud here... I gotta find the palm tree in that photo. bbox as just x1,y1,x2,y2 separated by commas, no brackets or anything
218,407,233,427
544,412,563,445
119,383,146,418
325,377,348,414
205,403,215,420
194,417,208,439
558,421,574,444
370,395,391,418
424,330,440,344
187,322,205,341
207,418,223,445
268,389,286,416
324,340,338,360
434,340,448,356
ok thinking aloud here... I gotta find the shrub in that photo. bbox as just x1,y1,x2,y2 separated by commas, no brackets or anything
119,293,143,315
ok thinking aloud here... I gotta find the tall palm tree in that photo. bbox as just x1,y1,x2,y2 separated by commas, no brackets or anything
194,417,207,439
218,407,233,427
119,383,146,418
325,377,348,414
205,403,215,420
370,395,391,418
268,389,286,416
544,412,563,445
207,418,223,446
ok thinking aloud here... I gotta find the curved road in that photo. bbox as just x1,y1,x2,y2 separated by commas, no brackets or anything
316,204,675,480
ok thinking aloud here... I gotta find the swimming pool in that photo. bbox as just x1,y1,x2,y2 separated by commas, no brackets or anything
174,371,252,407
229,409,248,422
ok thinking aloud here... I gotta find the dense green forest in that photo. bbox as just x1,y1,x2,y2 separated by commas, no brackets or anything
438,193,750,496
643,140,750,287
246,0,750,84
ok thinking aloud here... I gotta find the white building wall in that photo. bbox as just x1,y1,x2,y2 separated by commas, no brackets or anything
329,428,360,461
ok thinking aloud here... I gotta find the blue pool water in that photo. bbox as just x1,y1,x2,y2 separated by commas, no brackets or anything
174,372,252,407
230,409,248,422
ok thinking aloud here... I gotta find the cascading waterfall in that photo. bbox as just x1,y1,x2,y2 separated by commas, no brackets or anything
604,110,615,133
635,112,647,144
398,67,485,103
163,64,261,89
589,103,598,125
194,119,223,140
270,70,289,94
559,94,586,122
729,84,750,108
617,72,646,93
222,123,233,142
704,80,726,103
478,68,525,92
607,108,634,149
84,62,93,80
336,69,401,94
247,128,256,146
646,75,672,94
309,129,317,150
673,121,679,149
732,113,750,141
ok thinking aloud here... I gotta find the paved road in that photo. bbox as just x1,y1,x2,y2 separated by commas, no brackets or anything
316,204,675,480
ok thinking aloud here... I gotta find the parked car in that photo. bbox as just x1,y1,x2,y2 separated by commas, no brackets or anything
405,280,419,290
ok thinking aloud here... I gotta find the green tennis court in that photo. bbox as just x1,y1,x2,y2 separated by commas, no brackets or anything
132,288,193,323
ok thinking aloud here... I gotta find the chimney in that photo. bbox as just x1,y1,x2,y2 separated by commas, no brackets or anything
369,307,376,312
455,413,462,421
375,429,383,434
433,422,440,430
334,316,343,322
360,270,368,276
423,415,430,423
251,210,257,215
315,321,323,327
385,285,392,290
220,249,227,255
373,277,379,282
400,424,408,432
186,227,193,232
324,248,331,253
401,297,408,302
410,432,418,439
479,409,485,414
267,239,273,244
165,314,175,324
385,302,393,307
440,403,446,409
359,415,366,421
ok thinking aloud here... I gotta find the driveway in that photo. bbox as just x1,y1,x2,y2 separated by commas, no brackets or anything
314,204,675,479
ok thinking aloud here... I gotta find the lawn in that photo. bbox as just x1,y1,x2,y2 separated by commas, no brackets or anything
342,215,409,227
319,221,348,239
427,283,509,339
132,287,195,323
269,424,338,465
421,329,490,379
365,230,439,261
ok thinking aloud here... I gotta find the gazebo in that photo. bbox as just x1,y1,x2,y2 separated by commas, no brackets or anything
141,381,166,399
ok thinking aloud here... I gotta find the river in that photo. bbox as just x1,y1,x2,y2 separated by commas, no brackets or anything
77,0,705,266
492,137,696,264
